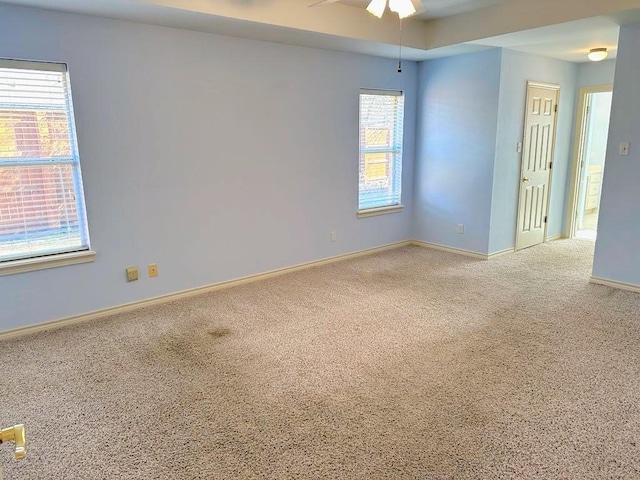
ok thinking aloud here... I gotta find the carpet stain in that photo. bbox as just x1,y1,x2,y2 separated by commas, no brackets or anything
135,334,201,365
153,336,195,361
208,326,232,338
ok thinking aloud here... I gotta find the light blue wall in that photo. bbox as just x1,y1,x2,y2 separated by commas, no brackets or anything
414,48,578,256
0,4,417,332
414,49,502,254
489,49,578,253
585,92,614,169
577,59,617,89
593,24,640,286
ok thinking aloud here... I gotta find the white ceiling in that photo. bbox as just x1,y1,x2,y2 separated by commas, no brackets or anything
414,0,506,19
0,0,636,63
470,16,621,63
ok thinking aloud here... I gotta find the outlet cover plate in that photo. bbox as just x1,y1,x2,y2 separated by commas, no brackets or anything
148,264,158,277
126,266,139,282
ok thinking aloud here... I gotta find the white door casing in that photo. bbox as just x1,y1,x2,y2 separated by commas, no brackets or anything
565,85,613,238
515,82,559,251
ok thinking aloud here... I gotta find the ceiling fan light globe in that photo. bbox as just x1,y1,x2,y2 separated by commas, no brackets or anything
366,0,387,18
389,0,416,18
587,48,608,62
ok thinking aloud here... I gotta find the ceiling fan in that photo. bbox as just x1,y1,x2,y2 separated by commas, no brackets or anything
309,0,425,19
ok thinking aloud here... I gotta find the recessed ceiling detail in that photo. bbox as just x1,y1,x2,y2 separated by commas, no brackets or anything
0,0,636,62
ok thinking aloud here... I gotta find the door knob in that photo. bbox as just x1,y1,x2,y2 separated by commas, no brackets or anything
522,177,531,183
0,424,26,459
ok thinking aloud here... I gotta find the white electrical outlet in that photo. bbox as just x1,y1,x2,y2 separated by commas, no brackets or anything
517,142,522,153
330,231,337,242
457,224,465,234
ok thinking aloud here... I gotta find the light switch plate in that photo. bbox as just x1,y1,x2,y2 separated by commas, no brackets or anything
620,142,630,156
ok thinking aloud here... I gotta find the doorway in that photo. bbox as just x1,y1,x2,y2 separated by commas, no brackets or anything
566,86,613,241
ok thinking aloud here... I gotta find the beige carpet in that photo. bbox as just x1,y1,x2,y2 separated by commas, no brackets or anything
2,240,640,479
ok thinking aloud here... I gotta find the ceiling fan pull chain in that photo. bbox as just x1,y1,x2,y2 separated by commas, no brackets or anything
398,18,403,73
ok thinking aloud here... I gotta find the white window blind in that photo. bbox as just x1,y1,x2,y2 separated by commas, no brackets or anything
0,59,90,264
358,89,404,211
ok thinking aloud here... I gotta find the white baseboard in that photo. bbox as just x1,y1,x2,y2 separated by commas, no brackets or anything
415,236,559,261
1,235,587,342
487,248,515,260
589,276,640,294
411,240,488,260
0,240,411,341
411,240,515,261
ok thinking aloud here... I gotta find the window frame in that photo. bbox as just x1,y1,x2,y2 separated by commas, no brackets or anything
0,58,95,276
357,88,405,218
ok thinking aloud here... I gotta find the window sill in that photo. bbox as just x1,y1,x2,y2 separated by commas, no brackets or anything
0,250,96,277
357,205,404,218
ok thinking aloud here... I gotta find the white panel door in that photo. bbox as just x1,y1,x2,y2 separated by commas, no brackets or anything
515,83,559,251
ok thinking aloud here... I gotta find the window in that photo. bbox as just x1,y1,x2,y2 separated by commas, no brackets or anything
0,59,92,272
358,89,404,215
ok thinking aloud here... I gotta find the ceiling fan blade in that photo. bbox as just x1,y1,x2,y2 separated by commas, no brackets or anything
308,0,340,7
409,0,425,15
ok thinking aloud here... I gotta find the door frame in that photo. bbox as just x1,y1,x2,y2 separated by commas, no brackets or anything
564,84,613,238
514,81,561,251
